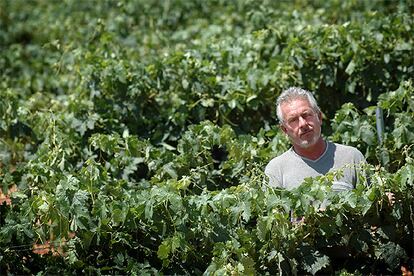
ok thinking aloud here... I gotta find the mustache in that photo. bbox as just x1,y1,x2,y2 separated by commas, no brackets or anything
299,128,312,135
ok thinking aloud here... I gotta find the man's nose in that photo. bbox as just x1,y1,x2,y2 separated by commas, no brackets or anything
298,115,307,127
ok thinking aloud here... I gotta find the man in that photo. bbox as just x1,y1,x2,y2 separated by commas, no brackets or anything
265,87,367,191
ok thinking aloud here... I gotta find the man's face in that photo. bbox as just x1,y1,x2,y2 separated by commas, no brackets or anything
280,98,322,149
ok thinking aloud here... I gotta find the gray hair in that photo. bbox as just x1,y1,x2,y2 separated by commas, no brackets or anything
276,87,321,123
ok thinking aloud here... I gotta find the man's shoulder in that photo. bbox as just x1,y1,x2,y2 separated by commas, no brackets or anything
265,149,296,170
331,142,361,152
330,142,365,160
264,149,299,188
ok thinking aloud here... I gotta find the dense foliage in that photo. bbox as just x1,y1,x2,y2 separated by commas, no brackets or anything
1,0,413,274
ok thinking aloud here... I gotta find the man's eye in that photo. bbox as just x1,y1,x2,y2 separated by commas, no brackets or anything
303,111,314,118
288,118,298,124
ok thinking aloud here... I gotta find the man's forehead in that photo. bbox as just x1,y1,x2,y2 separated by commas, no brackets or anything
281,98,312,112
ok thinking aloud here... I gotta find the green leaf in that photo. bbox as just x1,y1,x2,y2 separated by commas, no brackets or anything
157,242,170,260
145,199,154,220
303,251,330,275
242,201,251,222
375,242,407,270
345,60,356,75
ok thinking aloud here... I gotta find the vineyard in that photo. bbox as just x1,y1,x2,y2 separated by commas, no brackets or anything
1,0,414,274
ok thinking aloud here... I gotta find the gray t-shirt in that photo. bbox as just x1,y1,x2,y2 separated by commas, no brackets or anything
264,141,366,190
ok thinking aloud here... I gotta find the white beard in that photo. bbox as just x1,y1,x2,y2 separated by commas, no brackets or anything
297,131,321,148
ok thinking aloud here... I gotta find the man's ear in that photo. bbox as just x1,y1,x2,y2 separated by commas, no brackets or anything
318,111,323,124
280,124,288,134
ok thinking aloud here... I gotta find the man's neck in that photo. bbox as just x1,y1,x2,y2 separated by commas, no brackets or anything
293,138,326,160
